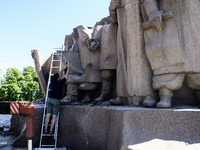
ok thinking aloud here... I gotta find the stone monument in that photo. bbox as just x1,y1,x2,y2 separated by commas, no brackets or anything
141,0,200,108
109,0,157,106
32,0,200,108
13,0,200,149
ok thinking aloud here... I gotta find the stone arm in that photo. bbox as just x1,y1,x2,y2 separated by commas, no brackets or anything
77,25,100,51
77,25,92,46
109,0,121,22
88,26,103,51
141,0,164,31
88,38,100,51
94,26,102,42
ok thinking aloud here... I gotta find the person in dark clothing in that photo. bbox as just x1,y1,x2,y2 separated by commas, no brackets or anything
44,64,69,134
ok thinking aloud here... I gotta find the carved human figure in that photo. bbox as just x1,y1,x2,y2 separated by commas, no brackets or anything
63,25,102,103
87,23,118,102
141,0,200,108
77,25,103,102
61,34,83,104
109,0,156,106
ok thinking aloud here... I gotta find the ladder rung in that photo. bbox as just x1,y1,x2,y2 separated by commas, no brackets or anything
41,145,55,147
43,123,51,127
42,133,54,136
53,53,61,55
35,148,57,150
52,67,60,68
53,60,61,62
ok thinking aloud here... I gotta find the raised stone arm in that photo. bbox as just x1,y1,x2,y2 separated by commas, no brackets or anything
142,0,164,32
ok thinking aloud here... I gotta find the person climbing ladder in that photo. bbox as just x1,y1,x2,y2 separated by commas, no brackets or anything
44,63,69,134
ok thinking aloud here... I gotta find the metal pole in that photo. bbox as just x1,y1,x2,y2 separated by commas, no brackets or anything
28,139,32,150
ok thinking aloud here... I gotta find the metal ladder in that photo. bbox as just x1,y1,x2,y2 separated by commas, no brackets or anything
39,46,63,150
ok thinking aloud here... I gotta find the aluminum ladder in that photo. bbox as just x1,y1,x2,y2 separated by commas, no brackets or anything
39,46,63,150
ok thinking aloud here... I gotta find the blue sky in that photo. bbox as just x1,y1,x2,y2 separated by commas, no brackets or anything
0,0,110,76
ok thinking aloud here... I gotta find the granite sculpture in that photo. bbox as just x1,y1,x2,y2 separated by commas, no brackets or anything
32,25,105,104
90,23,118,102
141,0,200,108
69,25,102,103
109,0,156,106
32,0,200,108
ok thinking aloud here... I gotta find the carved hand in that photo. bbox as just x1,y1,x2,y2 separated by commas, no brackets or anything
88,38,100,51
89,41,98,51
149,11,164,32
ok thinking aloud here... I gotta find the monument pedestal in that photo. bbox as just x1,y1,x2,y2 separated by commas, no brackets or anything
12,105,200,150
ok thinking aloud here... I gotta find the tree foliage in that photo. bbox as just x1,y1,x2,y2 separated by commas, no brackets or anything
21,66,43,101
0,69,2,86
0,66,43,101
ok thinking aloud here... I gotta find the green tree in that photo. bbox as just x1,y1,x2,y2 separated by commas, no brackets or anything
0,69,2,86
0,66,43,101
21,66,43,101
0,68,23,101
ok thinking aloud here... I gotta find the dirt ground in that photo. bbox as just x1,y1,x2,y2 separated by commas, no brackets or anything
0,114,26,150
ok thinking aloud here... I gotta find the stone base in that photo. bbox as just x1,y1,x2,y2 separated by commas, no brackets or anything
12,105,200,150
